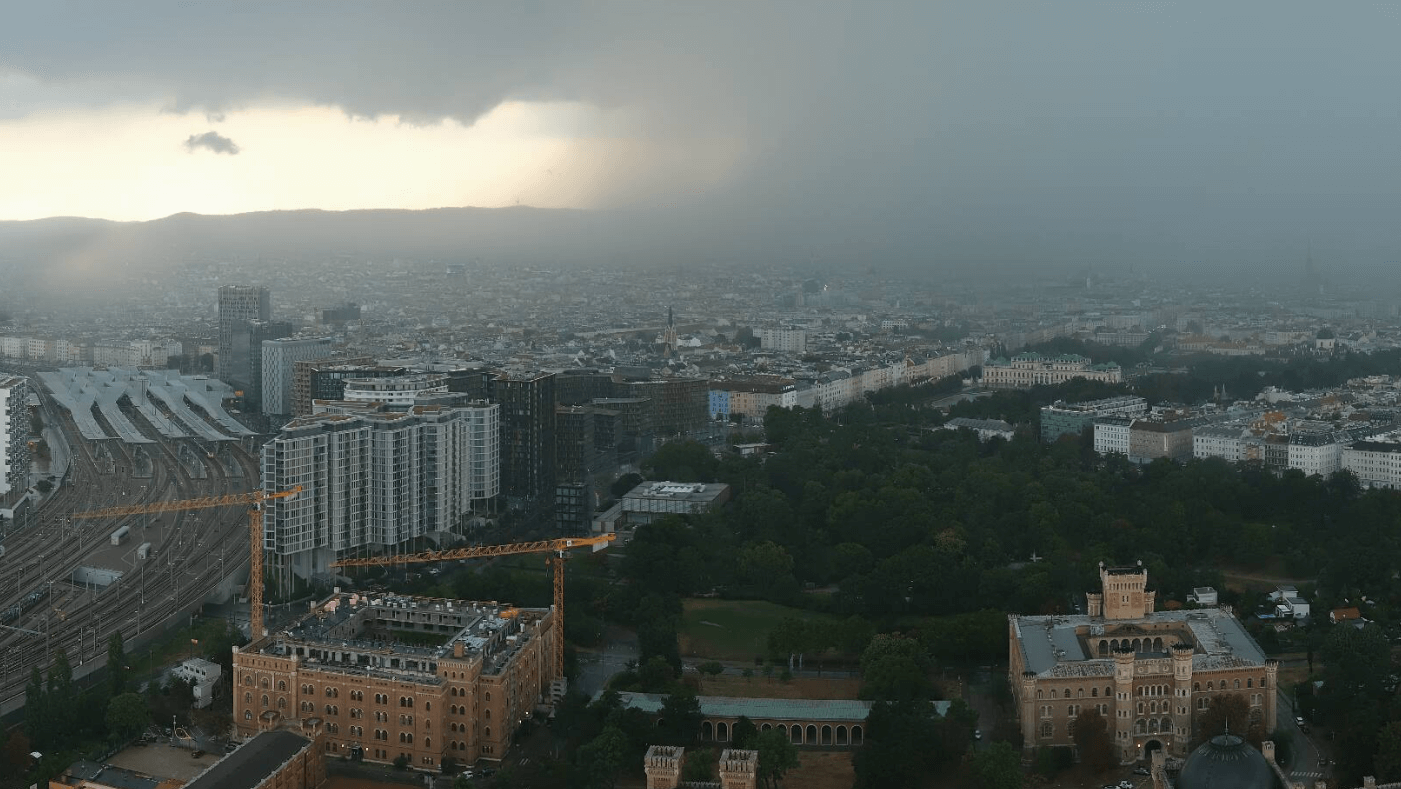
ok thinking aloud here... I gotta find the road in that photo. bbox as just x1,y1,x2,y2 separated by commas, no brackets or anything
1276,690,1330,785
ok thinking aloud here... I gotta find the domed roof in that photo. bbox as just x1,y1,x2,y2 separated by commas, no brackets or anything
1177,734,1278,789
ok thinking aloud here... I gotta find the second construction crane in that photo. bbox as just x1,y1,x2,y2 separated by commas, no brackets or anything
74,486,301,641
330,533,615,682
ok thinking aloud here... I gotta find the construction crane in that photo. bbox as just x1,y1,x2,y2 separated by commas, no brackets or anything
330,534,615,682
73,486,302,641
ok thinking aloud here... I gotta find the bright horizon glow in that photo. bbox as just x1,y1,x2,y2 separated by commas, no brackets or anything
0,100,744,222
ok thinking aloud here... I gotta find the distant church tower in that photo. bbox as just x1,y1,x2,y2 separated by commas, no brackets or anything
662,306,679,359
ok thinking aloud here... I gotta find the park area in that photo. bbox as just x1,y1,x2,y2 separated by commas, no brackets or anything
678,598,844,663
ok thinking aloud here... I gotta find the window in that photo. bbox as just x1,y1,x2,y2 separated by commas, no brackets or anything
1091,688,1098,697
245,692,252,704
1040,723,1053,739
278,680,287,692
1234,680,1241,689
1247,678,1253,688
262,694,270,708
484,727,492,739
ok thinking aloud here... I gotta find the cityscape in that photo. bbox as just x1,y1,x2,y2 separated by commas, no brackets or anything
5,4,1401,789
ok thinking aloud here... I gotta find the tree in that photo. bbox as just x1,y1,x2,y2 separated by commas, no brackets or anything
106,693,149,742
1072,708,1114,773
859,634,933,701
733,716,759,749
48,649,76,744
575,725,629,789
642,440,718,482
659,689,704,746
681,747,716,783
108,632,129,698
699,661,724,678
1375,721,1401,782
25,666,47,745
756,727,799,788
969,742,1024,789
853,699,943,789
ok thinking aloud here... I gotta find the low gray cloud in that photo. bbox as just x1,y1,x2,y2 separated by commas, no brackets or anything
7,2,1401,273
183,130,239,155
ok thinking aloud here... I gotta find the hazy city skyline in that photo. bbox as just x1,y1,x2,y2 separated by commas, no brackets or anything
4,3,1401,272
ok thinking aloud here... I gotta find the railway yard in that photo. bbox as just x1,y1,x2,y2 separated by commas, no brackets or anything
0,381,260,716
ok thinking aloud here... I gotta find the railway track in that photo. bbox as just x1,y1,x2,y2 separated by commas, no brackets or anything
0,394,259,713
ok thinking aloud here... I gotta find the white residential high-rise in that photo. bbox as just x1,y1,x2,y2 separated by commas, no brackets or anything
261,400,499,582
0,376,31,497
758,327,807,354
340,373,448,407
261,337,334,415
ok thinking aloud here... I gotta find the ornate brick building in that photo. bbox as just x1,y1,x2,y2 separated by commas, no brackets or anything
1010,563,1277,764
234,592,556,770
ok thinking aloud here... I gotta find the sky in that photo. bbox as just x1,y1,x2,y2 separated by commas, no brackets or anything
3,2,1401,270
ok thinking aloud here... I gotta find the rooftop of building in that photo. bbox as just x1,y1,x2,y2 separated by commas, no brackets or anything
55,761,166,789
182,730,311,789
253,591,548,677
1043,395,1147,413
622,480,731,503
607,692,943,723
944,417,1015,432
1011,605,1267,677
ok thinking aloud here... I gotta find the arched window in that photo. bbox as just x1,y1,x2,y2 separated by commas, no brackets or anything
852,725,863,745
484,692,491,702
485,710,491,721
245,711,253,720
261,678,270,689
1091,687,1098,697
1105,687,1112,698
1040,722,1053,738
1207,682,1213,691
1077,688,1084,698
245,692,252,704
1036,689,1043,699
484,727,491,739
278,680,287,692
1260,676,1267,688
244,675,254,686
1234,679,1241,689
424,738,430,749
262,694,270,708
278,697,286,710
1137,702,1144,715
425,702,431,712
1193,682,1200,692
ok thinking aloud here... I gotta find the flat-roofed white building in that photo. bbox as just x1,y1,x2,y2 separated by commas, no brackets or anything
1342,434,1401,489
1193,425,1246,462
1093,417,1132,457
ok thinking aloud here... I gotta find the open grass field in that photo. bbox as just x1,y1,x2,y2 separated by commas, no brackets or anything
678,598,842,662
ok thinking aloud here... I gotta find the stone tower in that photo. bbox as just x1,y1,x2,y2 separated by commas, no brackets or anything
1100,561,1156,620
1170,642,1195,755
717,748,759,789
1019,670,1038,758
1114,646,1136,763
644,745,683,789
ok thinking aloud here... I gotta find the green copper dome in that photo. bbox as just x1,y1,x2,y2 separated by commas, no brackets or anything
1177,734,1278,789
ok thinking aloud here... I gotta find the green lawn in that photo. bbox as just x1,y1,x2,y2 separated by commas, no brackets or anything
678,598,840,662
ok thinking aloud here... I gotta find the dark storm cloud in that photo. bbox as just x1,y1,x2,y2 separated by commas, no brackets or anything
183,130,239,155
5,1,1401,272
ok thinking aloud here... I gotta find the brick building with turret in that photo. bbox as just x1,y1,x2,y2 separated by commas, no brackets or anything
1009,562,1277,765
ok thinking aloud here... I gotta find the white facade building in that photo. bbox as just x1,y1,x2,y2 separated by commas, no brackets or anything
340,373,448,408
982,353,1121,389
170,657,223,709
1287,434,1344,477
1093,417,1132,457
1342,436,1401,490
261,336,334,415
1193,426,1245,462
261,400,499,581
0,377,30,497
759,327,807,354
